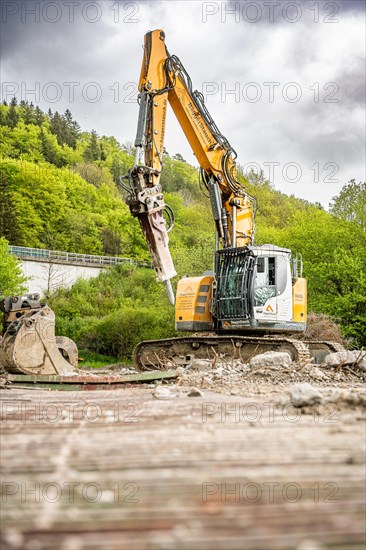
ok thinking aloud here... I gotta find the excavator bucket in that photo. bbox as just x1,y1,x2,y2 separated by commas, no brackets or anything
0,295,78,376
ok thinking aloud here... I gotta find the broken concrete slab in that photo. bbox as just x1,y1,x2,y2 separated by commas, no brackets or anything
309,366,329,381
324,350,366,369
190,359,212,371
289,382,322,407
250,351,292,369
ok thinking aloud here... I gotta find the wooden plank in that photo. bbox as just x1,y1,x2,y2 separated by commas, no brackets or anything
1,387,365,550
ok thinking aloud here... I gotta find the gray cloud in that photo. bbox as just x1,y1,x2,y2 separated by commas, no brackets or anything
0,0,365,206
226,0,365,25
335,0,365,12
336,57,366,108
1,2,117,76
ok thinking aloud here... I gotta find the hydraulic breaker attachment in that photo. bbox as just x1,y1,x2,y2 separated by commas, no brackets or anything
126,165,176,303
124,70,177,304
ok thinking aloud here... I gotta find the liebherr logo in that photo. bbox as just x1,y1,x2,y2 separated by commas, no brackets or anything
187,102,213,146
180,285,195,296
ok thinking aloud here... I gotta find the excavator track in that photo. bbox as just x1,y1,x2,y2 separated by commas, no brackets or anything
133,335,345,371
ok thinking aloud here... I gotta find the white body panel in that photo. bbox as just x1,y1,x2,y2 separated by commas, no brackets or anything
253,249,293,324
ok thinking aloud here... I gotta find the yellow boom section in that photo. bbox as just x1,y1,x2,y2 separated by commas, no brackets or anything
126,30,256,302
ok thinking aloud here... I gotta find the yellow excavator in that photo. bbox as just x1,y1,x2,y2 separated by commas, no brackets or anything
125,30,343,369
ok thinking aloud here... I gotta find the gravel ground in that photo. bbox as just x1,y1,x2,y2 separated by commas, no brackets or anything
78,357,366,409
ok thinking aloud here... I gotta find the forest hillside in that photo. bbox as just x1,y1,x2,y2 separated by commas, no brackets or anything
0,99,365,355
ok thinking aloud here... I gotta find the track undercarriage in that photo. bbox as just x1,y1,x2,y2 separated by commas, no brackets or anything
133,334,345,371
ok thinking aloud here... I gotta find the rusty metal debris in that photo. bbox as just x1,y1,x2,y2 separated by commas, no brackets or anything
4,370,177,391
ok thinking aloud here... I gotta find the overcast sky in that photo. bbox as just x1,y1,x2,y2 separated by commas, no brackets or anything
1,0,365,205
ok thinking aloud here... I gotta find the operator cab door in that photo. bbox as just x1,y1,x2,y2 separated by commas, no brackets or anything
253,255,292,322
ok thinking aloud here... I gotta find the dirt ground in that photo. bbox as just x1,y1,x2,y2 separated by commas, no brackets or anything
0,362,365,549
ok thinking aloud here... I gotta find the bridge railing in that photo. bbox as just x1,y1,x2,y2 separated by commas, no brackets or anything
9,246,152,269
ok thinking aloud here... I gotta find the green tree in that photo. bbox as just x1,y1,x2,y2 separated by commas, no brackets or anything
0,162,22,244
271,209,366,346
0,104,8,126
74,162,106,187
34,106,45,126
50,111,66,145
6,97,19,128
111,155,122,183
100,144,107,161
172,153,186,162
19,101,36,125
160,156,200,203
100,227,122,255
0,237,28,296
108,151,134,183
8,122,43,162
40,127,60,166
49,265,176,360
25,103,35,125
63,109,80,149
330,179,366,231
83,130,100,161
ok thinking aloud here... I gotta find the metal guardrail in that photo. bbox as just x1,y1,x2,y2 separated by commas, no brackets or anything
9,246,152,269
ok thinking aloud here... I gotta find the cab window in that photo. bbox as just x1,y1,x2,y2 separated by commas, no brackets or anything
254,257,276,307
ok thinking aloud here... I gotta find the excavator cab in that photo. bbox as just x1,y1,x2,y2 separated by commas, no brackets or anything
175,246,307,334
252,246,306,328
215,245,307,333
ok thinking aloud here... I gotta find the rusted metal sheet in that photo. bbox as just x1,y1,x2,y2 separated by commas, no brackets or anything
5,370,177,390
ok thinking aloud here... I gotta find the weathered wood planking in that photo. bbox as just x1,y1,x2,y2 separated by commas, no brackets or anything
1,387,365,549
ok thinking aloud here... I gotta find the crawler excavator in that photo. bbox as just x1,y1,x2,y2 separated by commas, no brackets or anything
125,30,344,369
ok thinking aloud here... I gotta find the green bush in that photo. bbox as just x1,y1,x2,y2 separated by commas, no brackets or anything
81,305,176,360
51,265,176,360
0,237,28,296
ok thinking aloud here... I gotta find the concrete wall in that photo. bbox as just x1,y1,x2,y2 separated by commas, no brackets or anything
21,260,106,296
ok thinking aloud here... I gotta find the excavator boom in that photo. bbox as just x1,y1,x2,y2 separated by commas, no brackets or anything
126,30,255,300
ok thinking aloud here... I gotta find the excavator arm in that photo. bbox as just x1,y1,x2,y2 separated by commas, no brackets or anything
125,29,255,303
